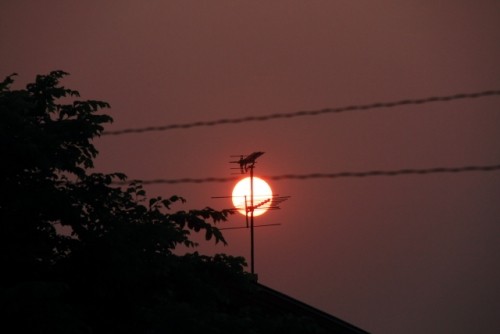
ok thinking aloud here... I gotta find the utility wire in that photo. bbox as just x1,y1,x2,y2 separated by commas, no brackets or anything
115,163,500,185
102,90,500,136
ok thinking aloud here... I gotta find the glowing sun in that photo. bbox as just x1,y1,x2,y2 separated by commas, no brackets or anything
232,177,273,216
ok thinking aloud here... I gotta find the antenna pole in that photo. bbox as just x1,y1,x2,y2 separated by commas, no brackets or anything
244,195,249,228
250,164,255,275
223,151,288,279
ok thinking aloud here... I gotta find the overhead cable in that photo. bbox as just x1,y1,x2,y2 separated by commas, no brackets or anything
102,90,500,136
114,163,500,185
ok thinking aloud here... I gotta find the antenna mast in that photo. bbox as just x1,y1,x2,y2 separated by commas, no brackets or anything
213,152,290,278
233,152,263,275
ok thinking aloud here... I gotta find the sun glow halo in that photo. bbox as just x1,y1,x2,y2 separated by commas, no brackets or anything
232,177,273,216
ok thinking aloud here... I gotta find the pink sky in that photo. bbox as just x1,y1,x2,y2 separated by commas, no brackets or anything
2,2,500,333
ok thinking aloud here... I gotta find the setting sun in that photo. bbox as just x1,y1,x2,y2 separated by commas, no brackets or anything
232,177,273,216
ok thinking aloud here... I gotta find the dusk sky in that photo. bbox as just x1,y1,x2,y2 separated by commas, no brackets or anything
2,2,500,333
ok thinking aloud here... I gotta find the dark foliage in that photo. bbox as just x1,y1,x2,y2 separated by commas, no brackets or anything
0,72,329,334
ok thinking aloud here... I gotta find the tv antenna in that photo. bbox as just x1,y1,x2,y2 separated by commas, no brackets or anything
213,152,290,277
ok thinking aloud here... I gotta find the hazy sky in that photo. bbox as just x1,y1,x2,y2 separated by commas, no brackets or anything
2,2,500,333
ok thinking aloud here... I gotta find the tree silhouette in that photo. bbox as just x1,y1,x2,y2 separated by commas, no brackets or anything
0,72,331,334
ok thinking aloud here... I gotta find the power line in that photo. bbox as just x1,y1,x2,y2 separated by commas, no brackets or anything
102,90,500,136
115,163,500,185
270,164,500,180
